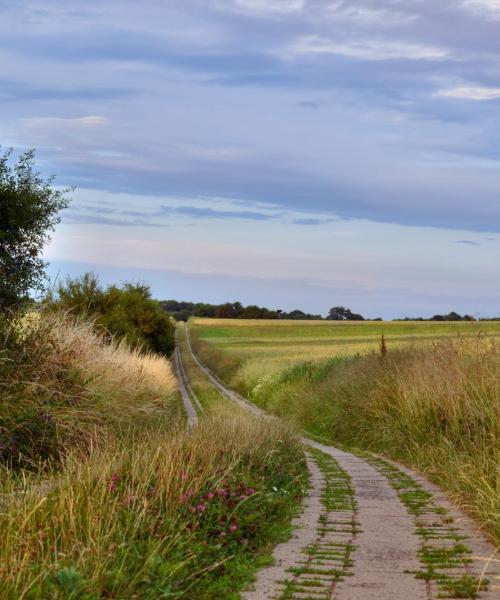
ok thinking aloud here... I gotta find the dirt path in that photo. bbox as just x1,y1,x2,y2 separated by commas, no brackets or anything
179,324,500,598
173,328,200,426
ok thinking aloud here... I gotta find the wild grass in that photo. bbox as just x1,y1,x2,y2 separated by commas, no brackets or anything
191,320,500,544
1,310,177,466
0,415,307,599
0,312,307,598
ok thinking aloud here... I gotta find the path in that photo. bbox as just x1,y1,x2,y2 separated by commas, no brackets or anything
178,323,500,599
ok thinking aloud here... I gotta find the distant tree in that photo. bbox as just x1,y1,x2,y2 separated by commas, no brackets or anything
327,306,364,321
0,148,71,309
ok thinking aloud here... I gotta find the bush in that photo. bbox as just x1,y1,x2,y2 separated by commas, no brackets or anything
49,273,175,356
0,310,177,466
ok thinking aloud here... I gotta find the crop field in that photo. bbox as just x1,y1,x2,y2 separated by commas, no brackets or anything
190,318,500,391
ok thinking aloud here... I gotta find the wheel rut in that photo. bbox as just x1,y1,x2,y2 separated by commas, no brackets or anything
178,324,499,598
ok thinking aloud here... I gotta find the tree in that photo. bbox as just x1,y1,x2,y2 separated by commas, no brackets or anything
52,273,176,356
0,148,71,309
326,306,364,321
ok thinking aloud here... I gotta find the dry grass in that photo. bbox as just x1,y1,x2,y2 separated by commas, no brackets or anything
0,310,177,466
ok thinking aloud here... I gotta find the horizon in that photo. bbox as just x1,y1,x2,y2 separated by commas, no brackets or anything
2,1,500,317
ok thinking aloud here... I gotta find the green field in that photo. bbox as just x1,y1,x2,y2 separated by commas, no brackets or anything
190,318,500,543
190,318,500,393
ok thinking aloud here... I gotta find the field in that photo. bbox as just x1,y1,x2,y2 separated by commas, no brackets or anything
191,318,500,395
190,318,500,543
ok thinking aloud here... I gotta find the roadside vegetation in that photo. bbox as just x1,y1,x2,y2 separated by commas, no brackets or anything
0,149,308,598
0,311,307,598
191,319,500,544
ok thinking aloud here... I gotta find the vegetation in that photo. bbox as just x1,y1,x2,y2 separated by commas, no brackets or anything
161,300,322,321
190,319,500,543
0,148,71,309
50,273,176,356
0,309,177,466
0,310,307,598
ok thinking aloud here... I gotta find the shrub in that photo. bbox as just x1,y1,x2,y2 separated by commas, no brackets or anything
0,310,177,466
49,272,175,356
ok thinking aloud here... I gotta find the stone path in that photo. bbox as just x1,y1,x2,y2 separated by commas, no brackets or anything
178,323,499,599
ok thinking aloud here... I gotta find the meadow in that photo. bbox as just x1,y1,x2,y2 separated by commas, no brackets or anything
0,311,306,599
190,318,500,543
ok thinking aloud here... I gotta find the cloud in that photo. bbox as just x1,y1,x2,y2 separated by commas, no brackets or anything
226,0,305,15
287,35,449,61
22,115,109,128
456,239,481,245
160,205,281,221
292,217,336,225
462,0,500,19
438,85,500,100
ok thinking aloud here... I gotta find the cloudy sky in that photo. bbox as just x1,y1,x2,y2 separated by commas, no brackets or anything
2,0,500,317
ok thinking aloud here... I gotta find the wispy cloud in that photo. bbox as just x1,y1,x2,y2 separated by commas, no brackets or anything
287,35,449,61
438,85,500,100
456,239,481,245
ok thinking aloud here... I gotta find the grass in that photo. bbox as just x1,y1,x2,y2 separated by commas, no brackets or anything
0,311,308,598
191,318,500,395
190,319,500,544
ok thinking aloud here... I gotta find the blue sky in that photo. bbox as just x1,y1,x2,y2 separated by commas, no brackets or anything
1,0,500,317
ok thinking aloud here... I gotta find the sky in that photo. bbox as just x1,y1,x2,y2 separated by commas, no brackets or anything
1,0,500,318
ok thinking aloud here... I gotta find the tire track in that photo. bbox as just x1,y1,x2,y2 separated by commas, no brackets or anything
183,323,499,599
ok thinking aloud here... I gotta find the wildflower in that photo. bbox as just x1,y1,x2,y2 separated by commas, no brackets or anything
217,488,227,497
109,473,119,491
179,494,188,504
207,492,215,500
246,488,256,495
197,502,206,513
220,531,227,537
180,472,188,482
229,523,238,533
239,494,247,500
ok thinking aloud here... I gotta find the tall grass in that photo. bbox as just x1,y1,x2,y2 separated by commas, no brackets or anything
195,332,500,543
0,310,177,466
0,416,306,599
0,312,307,598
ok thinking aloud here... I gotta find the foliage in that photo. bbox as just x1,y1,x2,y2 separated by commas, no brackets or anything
192,319,500,543
0,148,71,309
161,300,322,321
326,306,364,320
0,310,177,466
0,413,306,599
51,272,175,355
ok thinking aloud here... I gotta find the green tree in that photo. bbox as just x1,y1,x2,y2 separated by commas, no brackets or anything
327,306,364,321
0,148,71,309
52,273,175,355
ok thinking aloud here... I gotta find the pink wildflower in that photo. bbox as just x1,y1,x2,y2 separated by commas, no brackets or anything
179,494,188,504
109,473,119,491
229,523,238,533
207,492,215,500
217,488,227,497
197,502,206,513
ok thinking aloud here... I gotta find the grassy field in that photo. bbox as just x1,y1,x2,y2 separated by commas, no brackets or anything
0,311,306,599
191,318,500,395
190,318,500,543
